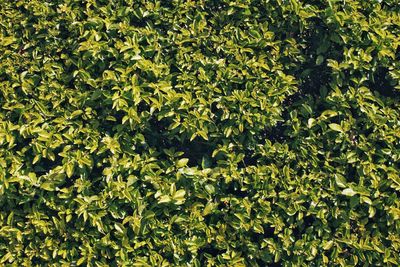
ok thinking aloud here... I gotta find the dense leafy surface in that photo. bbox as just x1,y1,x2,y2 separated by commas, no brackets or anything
1,0,400,266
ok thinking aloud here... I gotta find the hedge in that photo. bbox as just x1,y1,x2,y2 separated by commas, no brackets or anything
0,0,399,266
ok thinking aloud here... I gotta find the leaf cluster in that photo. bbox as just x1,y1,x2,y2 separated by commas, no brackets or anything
0,0,399,266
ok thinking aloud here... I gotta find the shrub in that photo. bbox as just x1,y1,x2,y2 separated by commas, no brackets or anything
0,0,399,266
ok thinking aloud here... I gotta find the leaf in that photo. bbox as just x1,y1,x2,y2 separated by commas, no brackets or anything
342,188,357,197
225,127,233,137
173,189,186,205
307,118,316,128
131,54,142,60
320,110,338,119
205,184,215,194
33,155,41,165
328,123,343,132
70,110,84,118
176,158,189,168
1,37,16,46
40,182,56,191
198,130,209,140
335,174,347,188
170,183,176,196
203,202,215,216
316,55,324,65
114,223,125,234
323,240,334,250
158,195,171,204
77,257,86,266
173,189,186,199
253,223,264,234
66,162,75,178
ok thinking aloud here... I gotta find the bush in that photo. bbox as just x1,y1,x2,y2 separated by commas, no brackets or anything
0,0,399,266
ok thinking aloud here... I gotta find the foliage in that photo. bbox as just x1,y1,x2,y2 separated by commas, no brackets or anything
0,0,399,266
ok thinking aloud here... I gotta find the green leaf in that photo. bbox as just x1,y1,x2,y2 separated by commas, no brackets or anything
323,240,334,250
198,130,209,140
176,158,189,168
335,174,347,188
114,223,125,234
328,123,343,132
342,188,357,197
205,184,215,194
158,195,171,204
66,162,75,178
40,182,56,191
307,118,316,128
316,55,324,65
2,36,16,46
77,257,86,266
203,202,215,216
173,189,186,200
